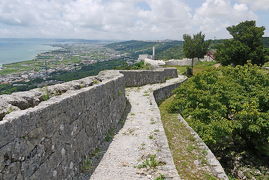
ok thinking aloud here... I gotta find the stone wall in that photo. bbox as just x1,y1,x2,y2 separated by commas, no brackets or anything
0,68,178,179
119,68,177,87
178,115,228,179
143,58,165,67
165,58,199,66
0,70,127,179
153,79,187,105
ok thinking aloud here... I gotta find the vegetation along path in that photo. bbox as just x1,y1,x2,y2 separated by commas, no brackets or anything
90,76,186,180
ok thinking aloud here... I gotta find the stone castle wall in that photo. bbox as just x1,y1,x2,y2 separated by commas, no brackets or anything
165,58,200,66
153,78,187,105
119,68,177,87
0,68,178,179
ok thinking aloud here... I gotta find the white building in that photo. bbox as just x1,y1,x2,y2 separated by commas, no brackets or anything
138,54,152,61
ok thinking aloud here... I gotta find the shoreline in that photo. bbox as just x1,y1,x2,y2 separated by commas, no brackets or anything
0,44,62,66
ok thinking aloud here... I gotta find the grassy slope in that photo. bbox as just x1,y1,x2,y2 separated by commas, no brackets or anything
159,62,222,179
159,96,217,180
164,61,218,75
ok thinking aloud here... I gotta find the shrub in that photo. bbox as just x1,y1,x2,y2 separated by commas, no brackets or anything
169,63,269,155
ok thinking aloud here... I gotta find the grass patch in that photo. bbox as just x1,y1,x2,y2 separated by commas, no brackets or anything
40,86,51,101
163,61,217,75
192,61,217,75
159,95,217,179
136,154,165,169
92,79,100,84
104,128,115,142
148,135,154,140
80,158,93,172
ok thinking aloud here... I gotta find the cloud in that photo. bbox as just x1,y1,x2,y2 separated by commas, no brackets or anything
193,0,257,39
236,0,269,10
0,0,195,39
0,0,263,39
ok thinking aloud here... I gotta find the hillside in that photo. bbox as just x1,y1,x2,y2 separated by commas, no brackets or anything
106,37,269,61
106,40,184,60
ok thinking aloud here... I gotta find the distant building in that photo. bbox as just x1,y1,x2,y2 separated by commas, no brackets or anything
138,54,152,61
138,46,157,61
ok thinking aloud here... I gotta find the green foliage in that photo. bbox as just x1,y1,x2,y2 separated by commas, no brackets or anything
216,20,266,66
169,64,269,156
183,32,211,59
0,59,126,95
50,58,126,82
92,79,100,84
262,37,269,48
136,154,165,169
0,78,44,95
185,67,193,77
116,61,152,70
156,45,184,60
41,86,50,101
80,158,93,172
264,48,269,63
104,128,115,142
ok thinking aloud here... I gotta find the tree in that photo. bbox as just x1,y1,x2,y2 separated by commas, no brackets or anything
183,32,210,74
216,20,266,66
168,63,269,156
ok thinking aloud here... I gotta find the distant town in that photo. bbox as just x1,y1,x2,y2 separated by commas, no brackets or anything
0,43,125,85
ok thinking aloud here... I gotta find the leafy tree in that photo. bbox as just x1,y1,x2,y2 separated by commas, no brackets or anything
183,32,211,74
216,20,266,66
169,63,269,156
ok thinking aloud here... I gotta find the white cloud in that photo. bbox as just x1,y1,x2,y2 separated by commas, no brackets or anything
0,0,194,39
236,0,269,10
193,0,257,39
0,0,262,39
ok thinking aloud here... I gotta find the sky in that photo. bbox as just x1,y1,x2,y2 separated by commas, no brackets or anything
0,0,268,40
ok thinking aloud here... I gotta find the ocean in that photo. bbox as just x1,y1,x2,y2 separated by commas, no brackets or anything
0,38,60,65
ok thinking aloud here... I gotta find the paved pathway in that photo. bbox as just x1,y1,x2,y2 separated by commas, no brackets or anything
90,77,186,180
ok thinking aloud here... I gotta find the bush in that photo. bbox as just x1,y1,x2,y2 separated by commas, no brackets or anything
169,63,269,155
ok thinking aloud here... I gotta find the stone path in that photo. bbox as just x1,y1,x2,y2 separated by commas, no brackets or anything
90,76,186,180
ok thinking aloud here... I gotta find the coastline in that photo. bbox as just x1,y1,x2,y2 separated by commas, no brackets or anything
0,44,62,66
0,40,62,65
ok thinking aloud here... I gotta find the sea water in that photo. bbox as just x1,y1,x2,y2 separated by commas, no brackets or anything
0,38,60,65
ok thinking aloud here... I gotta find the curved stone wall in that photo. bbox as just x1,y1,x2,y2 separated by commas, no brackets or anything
165,58,199,66
0,68,178,179
119,68,177,87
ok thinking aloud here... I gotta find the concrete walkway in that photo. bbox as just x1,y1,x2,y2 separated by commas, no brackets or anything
90,76,186,180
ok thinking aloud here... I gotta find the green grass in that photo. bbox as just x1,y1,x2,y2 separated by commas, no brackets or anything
159,95,217,180
0,60,42,75
80,158,93,172
192,61,217,75
164,61,217,75
136,154,165,169
104,128,115,142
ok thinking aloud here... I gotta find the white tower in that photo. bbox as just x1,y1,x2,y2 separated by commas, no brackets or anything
152,46,155,60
